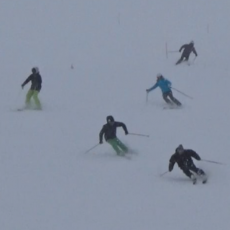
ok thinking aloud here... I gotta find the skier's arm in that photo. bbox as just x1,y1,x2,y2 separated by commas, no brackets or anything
116,122,128,135
169,161,175,171
21,75,32,87
37,74,42,85
189,150,201,160
34,74,42,91
169,155,176,171
99,126,105,143
179,45,186,52
192,47,198,56
146,83,158,92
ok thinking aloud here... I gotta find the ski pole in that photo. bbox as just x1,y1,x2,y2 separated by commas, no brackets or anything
146,92,149,103
84,144,100,154
160,171,169,177
170,87,193,100
201,159,225,165
12,88,23,108
129,133,149,137
192,56,197,64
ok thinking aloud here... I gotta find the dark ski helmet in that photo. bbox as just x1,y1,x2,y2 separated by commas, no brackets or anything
32,67,39,74
190,40,194,45
156,73,163,80
106,115,114,123
176,144,184,154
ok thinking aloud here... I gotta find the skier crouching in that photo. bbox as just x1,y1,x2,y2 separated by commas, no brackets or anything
99,116,129,156
175,40,198,65
146,73,181,106
168,145,207,184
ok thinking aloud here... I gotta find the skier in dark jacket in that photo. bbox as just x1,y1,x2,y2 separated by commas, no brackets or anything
99,116,129,156
21,67,42,110
146,74,181,106
169,145,206,184
176,41,198,65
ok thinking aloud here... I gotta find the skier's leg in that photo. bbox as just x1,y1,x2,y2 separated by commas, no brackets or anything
181,167,193,178
115,138,128,154
175,56,184,65
168,91,182,106
107,139,121,155
189,164,207,183
25,89,34,108
181,167,197,183
185,55,189,61
197,168,205,175
32,90,42,109
163,92,173,104
190,164,205,176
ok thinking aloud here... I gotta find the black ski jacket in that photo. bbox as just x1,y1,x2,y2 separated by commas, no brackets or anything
22,73,42,91
99,122,128,142
179,43,198,57
169,149,201,171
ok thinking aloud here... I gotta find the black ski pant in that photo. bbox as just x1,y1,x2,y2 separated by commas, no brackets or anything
176,54,189,65
180,164,205,178
162,91,181,106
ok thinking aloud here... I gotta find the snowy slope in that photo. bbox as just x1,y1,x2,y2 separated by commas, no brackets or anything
0,0,230,230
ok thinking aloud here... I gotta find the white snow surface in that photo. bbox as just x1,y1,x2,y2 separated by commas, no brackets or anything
0,0,230,229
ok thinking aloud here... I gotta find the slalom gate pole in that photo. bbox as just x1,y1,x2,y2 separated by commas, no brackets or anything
165,43,168,59
170,87,193,100
168,51,179,53
201,159,225,165
160,171,169,177
129,133,150,138
84,144,100,154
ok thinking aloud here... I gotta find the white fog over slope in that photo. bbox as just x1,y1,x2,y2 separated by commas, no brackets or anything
0,1,230,229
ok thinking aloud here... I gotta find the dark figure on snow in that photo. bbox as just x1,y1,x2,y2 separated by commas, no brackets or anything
21,67,42,110
99,116,129,156
146,73,181,106
175,41,198,65
169,145,207,184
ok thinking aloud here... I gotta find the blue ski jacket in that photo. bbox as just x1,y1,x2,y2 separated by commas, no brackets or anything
147,78,172,93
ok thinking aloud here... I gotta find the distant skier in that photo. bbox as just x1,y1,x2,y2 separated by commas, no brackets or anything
176,41,198,65
168,144,207,184
21,67,42,110
146,73,181,106
99,116,129,156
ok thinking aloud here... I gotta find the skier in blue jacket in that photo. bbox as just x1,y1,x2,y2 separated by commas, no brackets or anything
146,73,181,106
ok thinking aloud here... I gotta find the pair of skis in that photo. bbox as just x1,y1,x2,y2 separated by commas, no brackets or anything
160,171,208,184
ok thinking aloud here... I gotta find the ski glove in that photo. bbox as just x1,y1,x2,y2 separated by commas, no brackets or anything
99,140,103,144
169,163,173,172
146,89,149,93
125,131,128,135
21,84,24,89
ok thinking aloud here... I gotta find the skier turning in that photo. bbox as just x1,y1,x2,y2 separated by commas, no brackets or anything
21,67,42,110
176,41,198,65
146,73,181,106
168,145,207,184
99,116,129,156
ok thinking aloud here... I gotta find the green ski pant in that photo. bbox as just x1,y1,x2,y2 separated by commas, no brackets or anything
107,138,128,155
26,90,41,109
